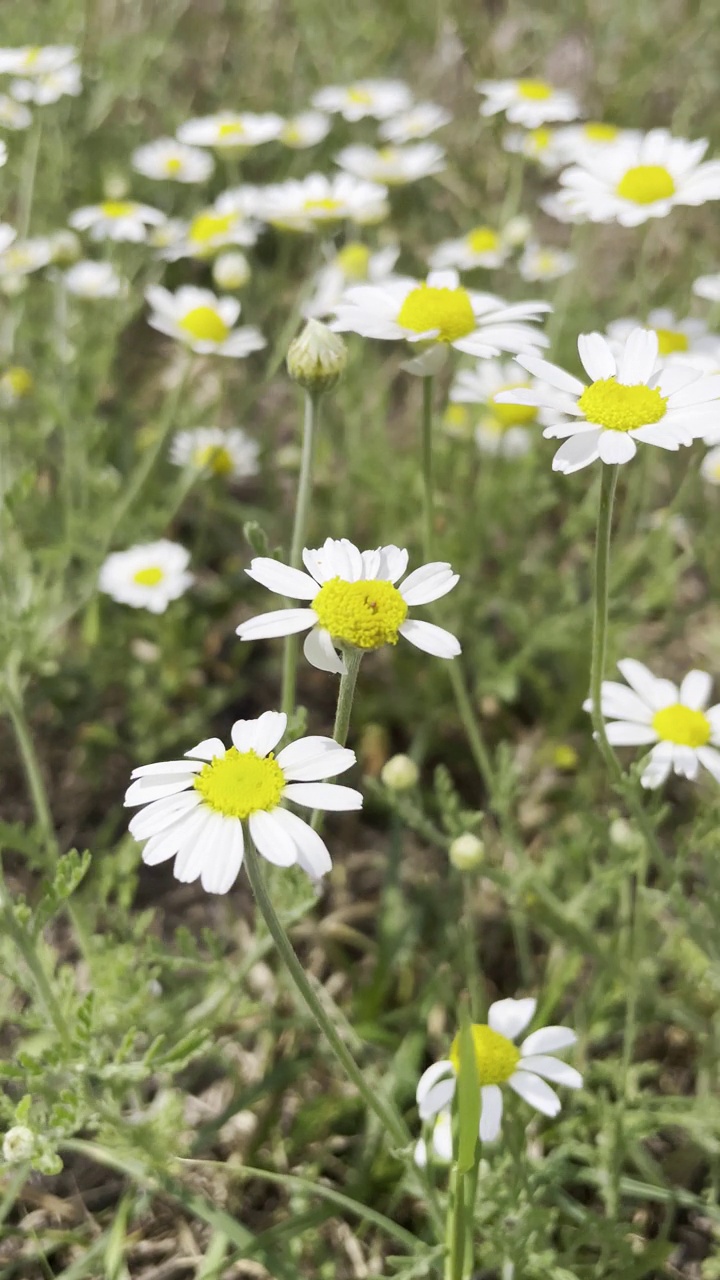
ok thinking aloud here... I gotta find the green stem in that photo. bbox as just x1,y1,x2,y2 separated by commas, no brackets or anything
0,873,71,1048
4,672,57,858
17,114,42,239
332,646,363,747
281,390,320,719
445,1166,466,1280
421,376,434,562
0,1162,31,1226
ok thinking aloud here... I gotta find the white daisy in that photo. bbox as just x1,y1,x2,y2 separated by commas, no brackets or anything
131,138,214,183
693,272,720,304
331,268,549,360
553,129,720,226
379,102,452,143
255,173,389,232
606,309,717,362
212,250,251,291
451,358,549,457
124,710,362,893
584,660,720,789
553,121,641,164
518,243,576,282
236,538,461,673
0,94,32,129
0,236,51,279
170,426,260,479
162,199,259,261
280,111,330,148
145,285,265,358
69,200,166,242
503,126,567,170
495,327,720,473
477,78,581,128
0,223,16,254
0,366,32,405
0,46,76,75
312,80,411,122
303,243,400,319
428,226,509,272
176,111,284,149
701,445,720,484
63,260,125,299
99,540,193,613
416,997,581,1144
334,142,445,185
10,61,81,104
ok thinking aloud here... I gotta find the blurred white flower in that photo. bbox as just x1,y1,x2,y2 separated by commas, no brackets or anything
11,61,81,104
303,242,400,319
335,142,445,185
606,309,717,362
131,138,214,183
69,200,166,242
312,79,411,122
99,540,193,613
212,250,251,290
518,243,575,282
146,284,265,358
379,102,452,143
477,78,581,127
701,444,720,483
428,226,509,271
280,111,330,148
381,754,419,790
553,121,641,163
63,260,125,299
504,126,566,170
256,173,389,232
693,272,720,303
0,236,52,279
0,45,76,75
170,426,260,479
452,357,548,457
0,94,31,129
177,111,283,148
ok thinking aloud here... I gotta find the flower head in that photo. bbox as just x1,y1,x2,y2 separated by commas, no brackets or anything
553,122,641,163
416,996,581,1143
145,285,265,357
131,138,214,183
177,112,283,149
428,226,509,272
701,445,720,484
451,357,550,457
212,251,251,291
99,540,193,613
693,272,720,304
503,126,567,170
379,102,452,143
125,711,362,893
303,243,399,320
170,427,260,479
0,45,76,75
476,78,580,127
69,200,166,242
312,80,411,122
287,320,347,390
63,260,125,299
236,538,461,672
606,309,717,364
255,173,389,232
0,236,52,282
335,142,445,186
585,660,720,789
11,61,81,104
0,94,32,129
280,111,330,148
518,243,575,282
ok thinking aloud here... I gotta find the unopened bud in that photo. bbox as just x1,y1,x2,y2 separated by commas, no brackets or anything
449,832,484,871
381,753,419,791
3,1125,34,1162
287,320,347,392
212,250,250,291
502,215,531,246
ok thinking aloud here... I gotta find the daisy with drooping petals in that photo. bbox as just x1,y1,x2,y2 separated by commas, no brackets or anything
693,272,720,303
451,358,550,457
416,996,581,1144
69,200,166,242
379,102,452,144
99,541,193,613
146,285,265,358
131,138,214,183
606,309,718,362
495,327,720,473
280,112,330,148
176,111,283,149
256,173,389,232
584,660,720,789
331,268,549,360
170,426,260,479
335,142,445,186
312,80,411,122
477,78,580,127
303,243,400,319
125,711,362,893
236,538,461,673
518,243,576,282
0,94,32,129
552,129,720,226
63,260,125,299
701,445,720,483
428,226,509,272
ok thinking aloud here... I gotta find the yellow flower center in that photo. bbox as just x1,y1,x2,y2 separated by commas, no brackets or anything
303,197,344,215
616,165,676,205
133,566,165,586
100,201,135,218
218,121,245,140
397,285,476,343
450,1024,521,1086
178,306,229,344
493,384,537,427
654,327,689,355
193,443,234,475
443,403,472,435
466,226,500,255
282,123,302,144
336,242,371,279
194,748,285,818
652,704,711,748
189,212,236,246
583,122,619,142
348,88,373,105
23,48,41,68
2,366,32,397
165,157,183,174
312,577,408,650
517,79,553,101
528,126,552,151
577,377,667,432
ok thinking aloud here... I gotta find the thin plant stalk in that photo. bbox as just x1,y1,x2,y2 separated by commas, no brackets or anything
421,376,434,561
332,646,363,747
281,390,320,718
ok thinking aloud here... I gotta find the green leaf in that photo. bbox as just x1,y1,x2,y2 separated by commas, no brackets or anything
455,997,479,1175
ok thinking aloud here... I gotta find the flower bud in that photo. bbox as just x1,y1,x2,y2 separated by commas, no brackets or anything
381,753,419,791
449,832,484,871
3,1125,34,1162
212,251,250,291
287,320,347,392
502,214,531,246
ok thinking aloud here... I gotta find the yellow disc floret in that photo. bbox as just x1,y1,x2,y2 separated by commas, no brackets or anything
133,566,165,586
654,328,689,356
312,577,408,650
303,198,344,214
194,444,234,475
194,748,285,818
616,165,675,205
493,383,536,427
178,306,229,344
348,88,373,105
100,201,136,218
577,378,667,432
583,122,619,142
218,121,245,140
450,1024,521,1086
466,226,500,255
189,212,237,248
652,704,711,748
337,242,372,279
397,285,476,343
165,157,183,174
517,79,553,100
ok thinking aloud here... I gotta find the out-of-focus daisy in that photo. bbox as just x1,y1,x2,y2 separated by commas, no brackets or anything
0,365,32,406
331,268,549,360
99,540,193,613
212,250,251,290
49,229,81,264
0,94,31,129
416,996,581,1143
256,173,389,232
0,236,52,279
312,80,411,122
452,358,548,457
303,242,399,319
606,309,717,361
553,129,720,226
701,445,720,483
538,192,586,225
280,111,330,148
518,243,575,282
236,538,461,672
69,200,166,242
693,273,720,304
124,710,362,893
131,138,214,183
0,46,76,75
477,78,581,127
504,126,566,170
440,402,474,440
63,260,125,299
428,226,509,271
170,426,260,479
177,111,283,149
10,61,81,104
585,660,720,788
496,327,720,473
379,102,452,143
553,121,641,163
335,142,445,185
0,223,16,254
164,201,259,261
146,285,265,358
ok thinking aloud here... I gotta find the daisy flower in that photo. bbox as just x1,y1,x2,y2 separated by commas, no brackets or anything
69,200,166,242
236,538,461,673
477,78,581,127
303,243,399,320
10,61,81,104
280,111,330,148
606,309,717,361
63,260,125,299
0,236,52,279
0,46,76,75
334,142,445,185
416,996,581,1144
331,268,549,360
553,121,641,163
428,226,509,272
701,445,720,483
131,138,214,183
99,540,193,613
124,710,362,893
145,285,265,358
312,80,411,122
379,102,452,143
0,366,32,406
553,129,720,226
0,94,32,129
212,251,251,291
176,111,283,149
163,201,259,262
518,243,576,282
451,358,549,457
503,126,567,170
256,173,389,232
585,660,720,788
170,426,260,479
693,272,720,303
495,327,720,473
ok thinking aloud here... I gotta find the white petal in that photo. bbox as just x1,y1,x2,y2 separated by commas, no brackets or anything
595,681,654,723
617,659,678,709
303,627,346,674
552,432,601,473
578,332,616,381
520,1025,577,1056
131,758,202,779
129,791,201,840
272,806,332,879
605,720,658,745
167,809,217,879
248,809,297,866
174,810,224,883
399,562,459,606
236,608,317,640
672,745,699,780
640,741,673,789
515,354,584,395
418,1076,456,1120
416,1059,455,1106
432,1110,454,1161
519,1055,583,1088
124,774,196,807
509,1070,561,1117
679,669,713,711
697,745,720,782
185,737,226,761
231,711,287,757
617,328,658,386
141,812,197,865
378,545,409,583
246,557,318,600
398,618,461,658
597,432,637,465
488,997,536,1040
277,738,355,781
201,817,244,893
282,781,363,811
479,1085,503,1142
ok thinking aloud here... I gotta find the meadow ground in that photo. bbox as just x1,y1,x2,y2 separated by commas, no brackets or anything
2,1,720,1277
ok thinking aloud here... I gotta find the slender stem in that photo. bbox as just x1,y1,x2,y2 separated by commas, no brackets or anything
445,1166,466,1280
0,1162,31,1226
421,376,434,562
281,390,320,719
4,674,57,858
332,646,363,747
0,867,71,1048
17,114,42,239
